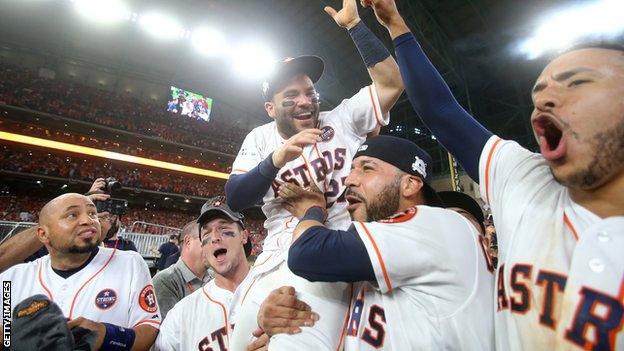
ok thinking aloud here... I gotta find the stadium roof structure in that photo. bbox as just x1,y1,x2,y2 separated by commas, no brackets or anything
0,0,593,178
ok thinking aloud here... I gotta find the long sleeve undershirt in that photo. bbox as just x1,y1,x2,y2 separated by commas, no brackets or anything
288,225,375,283
393,32,493,181
225,153,279,212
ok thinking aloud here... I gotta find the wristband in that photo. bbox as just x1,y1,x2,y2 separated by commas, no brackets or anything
101,323,136,351
348,21,391,67
302,206,327,223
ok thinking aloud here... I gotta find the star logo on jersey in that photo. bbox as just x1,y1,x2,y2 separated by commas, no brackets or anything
412,156,427,178
319,126,335,142
139,285,158,313
95,289,117,310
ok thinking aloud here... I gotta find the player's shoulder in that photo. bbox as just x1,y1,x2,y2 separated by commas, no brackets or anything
0,257,40,279
249,121,276,137
170,286,205,313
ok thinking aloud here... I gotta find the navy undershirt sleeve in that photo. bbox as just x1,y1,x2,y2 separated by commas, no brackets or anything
225,153,280,212
288,225,375,283
393,32,493,181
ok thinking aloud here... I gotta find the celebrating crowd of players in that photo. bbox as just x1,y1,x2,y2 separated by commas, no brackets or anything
1,0,622,350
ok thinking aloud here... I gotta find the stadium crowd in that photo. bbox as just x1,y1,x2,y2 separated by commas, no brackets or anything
0,62,248,154
1,144,225,197
0,120,232,172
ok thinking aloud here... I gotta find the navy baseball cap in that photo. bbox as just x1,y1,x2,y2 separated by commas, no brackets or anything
353,135,444,207
197,196,252,257
262,56,324,101
438,191,485,233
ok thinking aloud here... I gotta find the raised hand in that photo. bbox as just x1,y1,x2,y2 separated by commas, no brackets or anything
361,0,407,37
272,129,322,168
324,0,361,30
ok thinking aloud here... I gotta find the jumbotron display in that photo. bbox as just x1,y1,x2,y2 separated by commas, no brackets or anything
166,86,213,122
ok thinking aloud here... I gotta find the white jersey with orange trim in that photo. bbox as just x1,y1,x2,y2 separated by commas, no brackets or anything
228,85,387,351
155,276,247,351
345,206,494,350
479,135,624,351
231,84,388,269
0,247,161,330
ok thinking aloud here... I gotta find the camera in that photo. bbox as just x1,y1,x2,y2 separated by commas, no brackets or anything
95,198,128,216
104,177,122,193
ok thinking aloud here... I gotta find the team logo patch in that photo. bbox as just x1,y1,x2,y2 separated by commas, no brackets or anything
411,156,427,178
95,289,117,310
378,207,417,224
320,126,335,142
139,285,158,313
16,299,49,318
357,145,368,152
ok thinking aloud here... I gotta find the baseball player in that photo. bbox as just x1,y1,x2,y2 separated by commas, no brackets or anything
0,193,160,350
261,135,494,350
364,0,624,349
154,198,272,351
225,0,403,349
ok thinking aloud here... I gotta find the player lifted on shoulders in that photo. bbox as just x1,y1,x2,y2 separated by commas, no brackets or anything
364,0,624,350
225,0,403,349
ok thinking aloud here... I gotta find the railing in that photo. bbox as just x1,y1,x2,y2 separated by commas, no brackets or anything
0,220,36,245
0,221,178,264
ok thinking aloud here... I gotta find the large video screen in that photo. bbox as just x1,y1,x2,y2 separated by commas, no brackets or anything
167,86,213,122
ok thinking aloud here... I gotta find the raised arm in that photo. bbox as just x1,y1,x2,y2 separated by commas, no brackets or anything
325,0,403,115
365,0,493,181
0,227,42,272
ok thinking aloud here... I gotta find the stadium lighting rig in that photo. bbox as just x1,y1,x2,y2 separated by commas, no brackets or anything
233,42,276,80
0,131,230,181
66,0,277,80
139,13,186,40
518,0,624,59
192,27,228,57
73,0,131,23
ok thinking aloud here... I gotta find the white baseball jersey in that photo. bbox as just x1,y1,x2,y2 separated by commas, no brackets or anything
479,136,624,351
344,206,495,350
0,247,161,330
228,85,388,351
155,276,248,351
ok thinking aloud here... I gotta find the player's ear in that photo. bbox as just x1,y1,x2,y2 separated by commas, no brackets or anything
401,174,424,199
240,228,249,245
36,225,51,245
264,101,277,119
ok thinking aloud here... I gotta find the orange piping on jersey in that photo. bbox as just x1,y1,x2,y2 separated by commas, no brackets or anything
203,287,230,339
133,319,161,328
563,212,579,241
336,283,355,351
253,253,275,269
231,168,249,174
240,277,259,306
37,261,54,300
484,137,504,204
283,216,295,230
358,222,392,292
68,248,117,320
367,85,384,126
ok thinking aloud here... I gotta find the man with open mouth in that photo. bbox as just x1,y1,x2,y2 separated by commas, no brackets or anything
225,0,404,349
155,196,268,351
363,0,624,350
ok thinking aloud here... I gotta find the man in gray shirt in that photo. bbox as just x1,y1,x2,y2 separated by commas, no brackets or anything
152,220,212,318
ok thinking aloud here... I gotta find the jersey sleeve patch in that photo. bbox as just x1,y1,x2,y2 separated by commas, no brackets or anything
377,207,417,224
138,284,159,313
